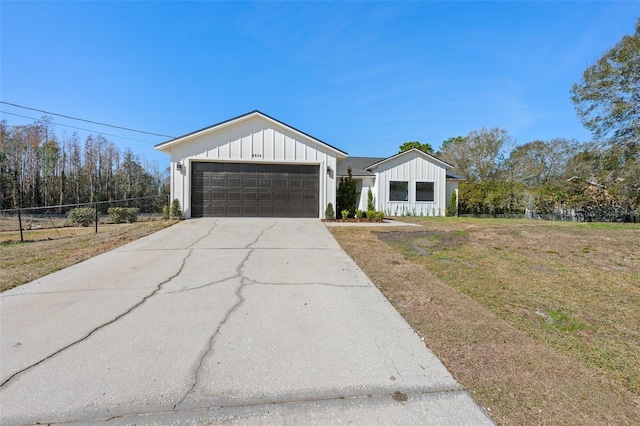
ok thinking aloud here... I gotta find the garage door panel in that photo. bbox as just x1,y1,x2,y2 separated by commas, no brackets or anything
288,205,303,216
228,178,242,188
226,191,241,202
259,178,273,188
211,177,226,187
258,205,274,216
191,162,319,217
273,179,287,189
273,192,288,202
210,191,227,202
243,192,258,201
243,205,258,216
243,177,258,188
288,192,303,202
210,205,227,215
259,192,273,202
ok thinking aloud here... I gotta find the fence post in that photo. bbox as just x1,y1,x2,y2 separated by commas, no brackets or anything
17,209,24,243
95,202,98,233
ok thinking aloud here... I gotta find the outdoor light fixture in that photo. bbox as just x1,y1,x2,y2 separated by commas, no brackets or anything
176,162,182,170
326,165,331,175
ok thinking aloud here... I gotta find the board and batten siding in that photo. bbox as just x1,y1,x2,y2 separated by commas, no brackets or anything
372,150,448,216
165,115,339,218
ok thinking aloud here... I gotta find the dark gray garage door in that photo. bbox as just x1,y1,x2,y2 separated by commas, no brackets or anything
191,162,320,217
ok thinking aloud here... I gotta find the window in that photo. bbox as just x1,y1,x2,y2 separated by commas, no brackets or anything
389,181,408,201
416,182,435,202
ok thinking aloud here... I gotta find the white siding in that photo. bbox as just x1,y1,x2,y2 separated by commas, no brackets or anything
372,150,448,217
164,115,340,218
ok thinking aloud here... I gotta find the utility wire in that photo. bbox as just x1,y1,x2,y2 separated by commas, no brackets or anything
0,110,157,145
0,101,175,138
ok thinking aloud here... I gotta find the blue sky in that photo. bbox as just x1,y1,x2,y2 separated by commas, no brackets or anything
1,1,638,167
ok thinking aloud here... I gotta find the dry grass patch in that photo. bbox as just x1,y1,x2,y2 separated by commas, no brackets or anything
0,220,178,292
330,218,640,425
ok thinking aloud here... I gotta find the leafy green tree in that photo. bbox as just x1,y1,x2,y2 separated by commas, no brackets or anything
398,141,434,154
459,180,526,216
336,166,358,217
570,18,640,146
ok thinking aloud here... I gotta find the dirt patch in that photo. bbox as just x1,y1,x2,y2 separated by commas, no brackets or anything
374,230,468,257
330,219,640,425
0,220,178,292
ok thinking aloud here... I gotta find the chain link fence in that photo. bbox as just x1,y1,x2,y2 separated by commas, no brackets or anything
0,195,169,243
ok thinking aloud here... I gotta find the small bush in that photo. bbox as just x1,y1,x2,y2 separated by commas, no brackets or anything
325,202,335,220
68,207,95,227
355,209,363,219
447,191,458,217
162,205,169,219
370,211,385,222
341,209,349,220
170,199,182,219
367,188,375,211
108,207,139,223
366,209,375,221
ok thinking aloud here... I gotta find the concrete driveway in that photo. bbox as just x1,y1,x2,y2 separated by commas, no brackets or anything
0,219,492,425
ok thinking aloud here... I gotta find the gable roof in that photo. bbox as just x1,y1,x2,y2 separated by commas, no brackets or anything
155,110,348,157
338,151,465,180
366,148,454,170
336,156,384,177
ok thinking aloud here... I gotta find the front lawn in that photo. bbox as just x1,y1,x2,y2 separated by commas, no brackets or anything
330,217,640,425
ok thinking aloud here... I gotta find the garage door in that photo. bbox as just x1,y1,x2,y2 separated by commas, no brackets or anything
191,162,320,217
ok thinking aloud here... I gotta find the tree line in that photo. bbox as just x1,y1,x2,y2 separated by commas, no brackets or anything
436,130,638,221
404,19,639,221
0,117,168,210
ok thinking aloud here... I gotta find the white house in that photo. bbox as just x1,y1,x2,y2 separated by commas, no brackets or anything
336,150,465,217
155,111,463,218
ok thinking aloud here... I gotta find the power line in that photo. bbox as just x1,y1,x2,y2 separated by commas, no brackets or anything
0,110,157,145
0,101,175,138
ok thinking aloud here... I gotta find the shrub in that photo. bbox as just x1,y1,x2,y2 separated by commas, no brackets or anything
170,198,182,219
366,209,375,221
68,207,95,227
341,209,349,220
337,167,358,217
325,202,335,220
162,205,169,219
355,209,363,219
370,211,385,222
447,191,458,217
367,188,375,211
108,207,139,223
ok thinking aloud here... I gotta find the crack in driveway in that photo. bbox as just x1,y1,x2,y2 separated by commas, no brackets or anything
173,221,277,410
0,222,219,389
245,281,371,288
